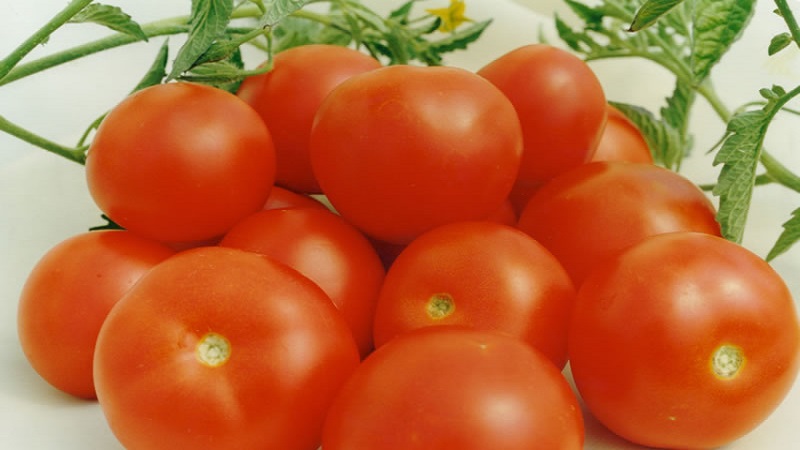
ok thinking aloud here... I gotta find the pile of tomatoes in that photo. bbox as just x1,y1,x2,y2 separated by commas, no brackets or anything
16,43,800,450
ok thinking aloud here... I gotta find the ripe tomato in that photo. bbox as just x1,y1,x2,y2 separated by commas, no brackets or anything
569,232,800,448
17,230,175,399
310,64,523,245
219,207,386,358
372,221,575,368
517,161,721,286
477,44,607,207
322,326,584,450
237,44,382,193
86,82,276,243
591,104,653,164
93,246,359,450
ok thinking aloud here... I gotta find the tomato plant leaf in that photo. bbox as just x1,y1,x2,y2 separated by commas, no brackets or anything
168,0,234,80
767,207,800,261
68,4,148,42
610,101,684,169
132,40,170,92
629,0,685,31
690,0,756,83
428,19,491,58
258,0,313,27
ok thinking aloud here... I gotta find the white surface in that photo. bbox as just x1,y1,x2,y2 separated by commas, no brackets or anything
1,1,798,448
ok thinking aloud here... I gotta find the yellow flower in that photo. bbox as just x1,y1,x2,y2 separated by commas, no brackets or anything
426,0,474,33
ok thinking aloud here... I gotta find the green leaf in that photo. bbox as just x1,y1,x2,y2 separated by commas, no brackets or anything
691,0,756,83
712,108,770,243
258,0,314,27
429,19,491,56
767,207,800,261
610,101,683,170
132,40,170,92
168,0,234,80
564,0,605,29
68,3,148,41
629,0,685,31
769,32,793,55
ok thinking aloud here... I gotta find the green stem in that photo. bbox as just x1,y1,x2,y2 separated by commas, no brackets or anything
775,0,800,48
0,114,87,164
0,0,94,80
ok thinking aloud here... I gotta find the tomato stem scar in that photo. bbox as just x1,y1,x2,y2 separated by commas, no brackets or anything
196,332,231,367
426,293,455,320
711,344,745,379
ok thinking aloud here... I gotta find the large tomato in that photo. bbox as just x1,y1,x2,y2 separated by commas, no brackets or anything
372,221,575,368
237,44,382,193
517,161,721,286
477,44,607,211
322,326,584,450
86,82,276,243
591,104,653,164
93,246,359,450
219,207,386,358
569,232,800,448
16,230,175,399
310,64,523,245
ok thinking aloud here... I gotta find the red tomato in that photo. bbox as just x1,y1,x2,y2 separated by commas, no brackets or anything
591,104,653,164
478,44,607,203
569,232,800,448
219,208,386,358
372,221,575,368
262,185,328,211
86,82,276,243
238,44,382,193
17,230,175,399
517,161,721,286
93,246,359,450
322,326,584,450
310,64,523,245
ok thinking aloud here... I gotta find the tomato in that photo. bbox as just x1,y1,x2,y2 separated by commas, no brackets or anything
237,44,382,193
477,44,607,211
93,246,359,450
219,207,386,358
310,64,523,245
372,221,575,368
86,82,276,243
322,326,584,450
591,104,653,164
568,232,800,448
517,161,721,286
16,230,175,399
262,185,328,211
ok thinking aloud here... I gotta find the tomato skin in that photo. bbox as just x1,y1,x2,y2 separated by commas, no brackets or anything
16,230,175,399
322,326,584,450
591,104,653,164
86,82,276,243
517,161,721,286
569,232,800,449
93,246,360,450
310,64,523,245
237,44,382,193
477,44,607,196
372,221,575,368
219,207,386,358
262,185,328,211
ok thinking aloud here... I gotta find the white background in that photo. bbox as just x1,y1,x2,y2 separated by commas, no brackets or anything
1,0,798,448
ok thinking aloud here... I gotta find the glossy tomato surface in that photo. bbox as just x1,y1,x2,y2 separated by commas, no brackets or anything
517,161,721,286
591,104,653,164
310,64,523,245
17,230,175,399
372,221,575,368
219,207,386,358
322,326,584,450
569,232,800,449
85,82,275,243
93,246,360,450
478,44,607,204
237,44,382,193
